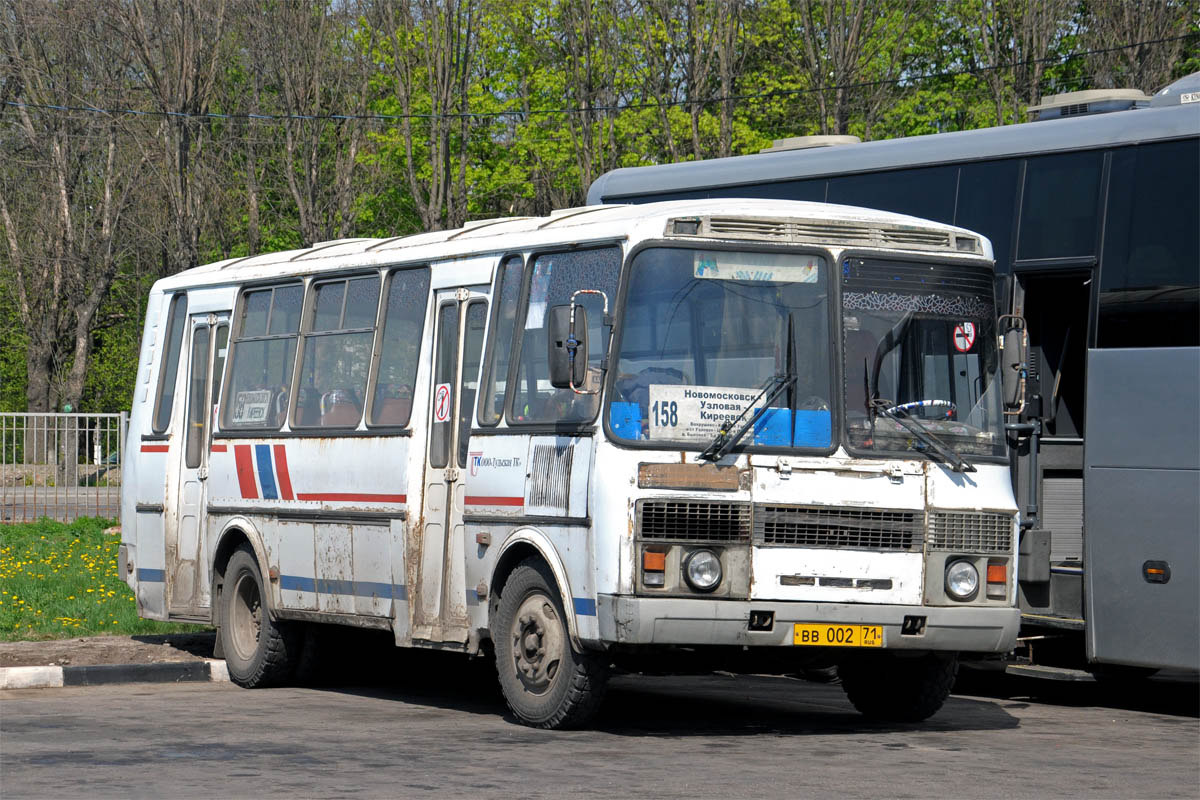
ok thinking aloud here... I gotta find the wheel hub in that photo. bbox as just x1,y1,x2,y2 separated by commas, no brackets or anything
230,572,262,661
511,593,563,695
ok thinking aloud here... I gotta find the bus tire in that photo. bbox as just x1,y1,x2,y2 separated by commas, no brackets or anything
839,652,958,722
219,545,298,688
494,559,608,729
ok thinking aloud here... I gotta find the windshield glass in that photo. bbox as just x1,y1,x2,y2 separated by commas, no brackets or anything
842,256,1005,460
608,247,833,451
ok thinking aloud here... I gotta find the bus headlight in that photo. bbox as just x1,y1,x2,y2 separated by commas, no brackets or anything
683,549,723,593
945,560,980,601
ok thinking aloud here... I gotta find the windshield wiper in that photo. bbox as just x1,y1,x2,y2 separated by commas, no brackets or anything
871,398,976,473
698,372,796,462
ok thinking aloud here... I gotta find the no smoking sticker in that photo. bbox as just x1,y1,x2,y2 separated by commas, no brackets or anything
953,322,977,352
433,383,452,423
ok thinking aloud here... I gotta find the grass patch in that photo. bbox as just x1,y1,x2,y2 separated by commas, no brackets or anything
0,517,203,641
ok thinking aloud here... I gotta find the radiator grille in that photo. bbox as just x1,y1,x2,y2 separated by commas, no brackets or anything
927,511,1014,553
754,505,920,551
637,500,751,542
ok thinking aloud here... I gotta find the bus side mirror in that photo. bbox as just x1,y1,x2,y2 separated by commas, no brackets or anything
999,316,1028,414
548,304,588,390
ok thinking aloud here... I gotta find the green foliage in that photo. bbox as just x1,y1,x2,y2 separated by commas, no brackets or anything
0,518,202,641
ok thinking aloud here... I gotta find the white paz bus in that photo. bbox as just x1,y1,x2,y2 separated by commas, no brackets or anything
121,198,1028,728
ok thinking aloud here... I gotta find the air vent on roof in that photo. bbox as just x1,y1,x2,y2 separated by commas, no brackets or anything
1027,88,1149,121
680,216,955,252
760,135,861,153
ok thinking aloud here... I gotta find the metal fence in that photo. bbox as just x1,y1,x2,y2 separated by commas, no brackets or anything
1,413,127,523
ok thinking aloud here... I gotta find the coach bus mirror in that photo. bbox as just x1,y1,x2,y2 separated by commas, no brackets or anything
548,304,588,390
999,316,1028,414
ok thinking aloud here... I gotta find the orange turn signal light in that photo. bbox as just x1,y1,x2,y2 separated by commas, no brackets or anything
643,551,667,572
986,564,1007,584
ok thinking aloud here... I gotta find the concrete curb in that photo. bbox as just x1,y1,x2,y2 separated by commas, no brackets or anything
1,659,229,690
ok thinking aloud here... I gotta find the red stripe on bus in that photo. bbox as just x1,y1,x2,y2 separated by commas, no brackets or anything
234,445,258,499
273,444,294,500
210,444,228,453
140,444,169,453
295,492,406,503
464,496,524,507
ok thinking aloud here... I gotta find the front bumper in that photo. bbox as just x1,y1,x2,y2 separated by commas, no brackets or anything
597,595,1019,653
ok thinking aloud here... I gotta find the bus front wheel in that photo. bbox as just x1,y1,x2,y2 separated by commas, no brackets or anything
494,559,608,729
219,545,299,688
839,652,958,722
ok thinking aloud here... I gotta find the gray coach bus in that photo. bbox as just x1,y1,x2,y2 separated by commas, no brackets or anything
588,76,1200,677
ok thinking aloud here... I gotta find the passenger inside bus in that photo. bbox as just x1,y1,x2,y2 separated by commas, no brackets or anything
319,388,362,427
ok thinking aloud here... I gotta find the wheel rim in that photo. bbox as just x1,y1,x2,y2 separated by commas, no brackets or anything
229,571,262,661
510,591,565,696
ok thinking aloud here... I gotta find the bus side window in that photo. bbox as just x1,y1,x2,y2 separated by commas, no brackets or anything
477,254,524,426
221,284,302,430
509,247,620,425
152,293,189,434
296,276,379,429
369,267,430,428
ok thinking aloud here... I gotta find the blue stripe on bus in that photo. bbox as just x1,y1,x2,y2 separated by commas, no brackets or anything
279,574,316,593
572,597,597,616
255,444,278,500
279,574,407,600
137,568,166,582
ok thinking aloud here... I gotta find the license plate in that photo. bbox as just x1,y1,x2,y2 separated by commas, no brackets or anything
793,623,883,648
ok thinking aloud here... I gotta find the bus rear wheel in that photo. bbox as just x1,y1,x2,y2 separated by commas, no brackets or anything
219,545,299,688
494,560,608,729
839,652,958,722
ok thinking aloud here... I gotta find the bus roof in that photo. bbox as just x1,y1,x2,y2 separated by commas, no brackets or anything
586,103,1199,205
154,197,992,292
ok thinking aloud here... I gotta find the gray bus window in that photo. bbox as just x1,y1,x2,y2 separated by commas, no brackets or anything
956,159,1018,273
458,301,488,467
827,165,957,224
296,275,380,429
152,293,189,434
369,267,430,427
1017,151,1102,260
478,255,524,426
430,303,458,468
184,325,210,469
1099,141,1199,348
222,284,303,430
510,246,621,424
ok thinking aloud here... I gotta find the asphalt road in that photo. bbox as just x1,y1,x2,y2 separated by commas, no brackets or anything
2,665,1197,799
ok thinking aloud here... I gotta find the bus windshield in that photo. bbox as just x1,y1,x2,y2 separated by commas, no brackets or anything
608,247,833,451
842,256,1005,460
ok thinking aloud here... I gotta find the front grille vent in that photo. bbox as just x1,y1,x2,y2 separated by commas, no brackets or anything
927,511,1014,553
637,500,751,542
754,505,920,551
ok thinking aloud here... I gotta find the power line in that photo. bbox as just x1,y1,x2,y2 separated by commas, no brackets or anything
1,33,1192,124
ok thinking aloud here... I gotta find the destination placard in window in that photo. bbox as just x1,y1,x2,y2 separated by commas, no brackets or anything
647,384,759,442
231,389,272,424
693,251,822,283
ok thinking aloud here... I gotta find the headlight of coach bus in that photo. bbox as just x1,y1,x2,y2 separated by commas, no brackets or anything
945,560,980,601
683,549,723,593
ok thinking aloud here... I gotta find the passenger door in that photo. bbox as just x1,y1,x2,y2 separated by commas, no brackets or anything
412,287,488,643
167,313,228,615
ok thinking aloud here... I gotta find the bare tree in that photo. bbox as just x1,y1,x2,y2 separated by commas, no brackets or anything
788,0,916,137
112,0,230,273
371,0,479,231
247,1,376,246
959,0,1074,124
0,0,148,411
1081,0,1191,93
